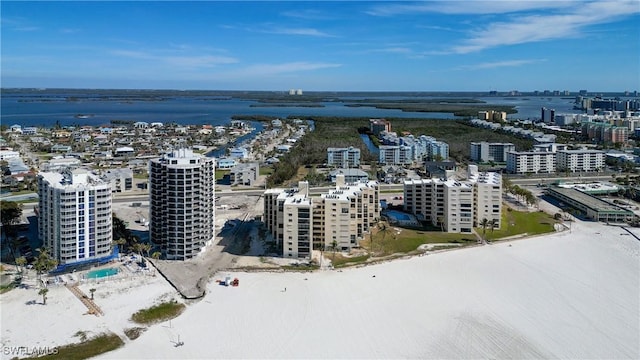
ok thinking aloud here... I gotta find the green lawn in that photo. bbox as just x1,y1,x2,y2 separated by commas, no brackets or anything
259,166,274,176
336,207,557,268
481,209,557,241
360,225,477,257
215,169,230,180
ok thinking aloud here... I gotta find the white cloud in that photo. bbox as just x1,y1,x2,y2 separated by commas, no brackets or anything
367,1,574,16
264,27,335,37
235,62,342,76
450,0,640,54
109,49,238,68
456,59,546,70
166,55,238,68
371,47,413,54
281,9,335,21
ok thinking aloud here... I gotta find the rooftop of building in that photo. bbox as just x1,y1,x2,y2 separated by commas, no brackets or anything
546,186,632,214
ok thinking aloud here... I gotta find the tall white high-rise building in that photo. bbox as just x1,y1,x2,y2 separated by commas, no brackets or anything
38,169,113,266
149,149,216,260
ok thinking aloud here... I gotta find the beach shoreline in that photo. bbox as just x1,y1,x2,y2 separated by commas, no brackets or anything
2,219,638,359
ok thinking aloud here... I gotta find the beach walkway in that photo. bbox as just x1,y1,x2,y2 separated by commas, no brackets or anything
66,284,104,316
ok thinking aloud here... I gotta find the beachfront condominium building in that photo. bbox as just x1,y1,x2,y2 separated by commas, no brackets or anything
264,182,313,259
38,169,113,266
468,167,502,228
264,176,379,258
149,149,216,260
403,178,473,233
556,149,606,173
327,146,361,168
470,142,515,163
506,151,556,174
315,176,379,251
379,145,413,165
403,168,501,233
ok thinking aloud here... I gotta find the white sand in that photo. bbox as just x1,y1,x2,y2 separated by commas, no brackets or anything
0,267,179,359
2,220,639,359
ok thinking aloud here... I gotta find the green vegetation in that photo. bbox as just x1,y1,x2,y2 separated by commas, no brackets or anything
344,99,517,117
267,116,532,186
331,207,557,268
362,224,476,257
0,283,16,294
36,332,124,360
259,166,274,176
131,300,186,325
133,171,148,180
124,327,147,340
484,209,557,240
281,263,319,271
215,169,230,180
332,254,370,268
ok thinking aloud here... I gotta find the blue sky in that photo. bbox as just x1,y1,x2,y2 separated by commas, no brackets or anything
2,1,639,91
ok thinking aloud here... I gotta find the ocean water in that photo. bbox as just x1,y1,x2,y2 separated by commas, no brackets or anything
0,89,586,128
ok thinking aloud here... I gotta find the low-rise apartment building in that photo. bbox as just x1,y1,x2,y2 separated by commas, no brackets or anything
506,151,556,174
470,142,515,163
556,149,606,172
379,145,413,165
327,146,361,168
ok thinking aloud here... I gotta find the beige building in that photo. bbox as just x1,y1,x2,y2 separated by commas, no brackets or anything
403,167,501,233
264,182,313,258
264,176,380,258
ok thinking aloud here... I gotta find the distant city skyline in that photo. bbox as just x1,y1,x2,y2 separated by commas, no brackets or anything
2,1,639,92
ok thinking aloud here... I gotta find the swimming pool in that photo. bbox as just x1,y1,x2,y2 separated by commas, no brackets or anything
86,267,119,279
384,210,419,226
385,210,411,221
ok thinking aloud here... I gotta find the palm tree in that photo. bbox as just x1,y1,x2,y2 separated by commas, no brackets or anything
487,219,496,241
378,222,394,252
89,288,96,300
480,218,489,241
1,201,22,260
38,288,49,305
436,216,445,232
151,251,161,260
34,248,57,280
114,238,127,254
330,240,338,262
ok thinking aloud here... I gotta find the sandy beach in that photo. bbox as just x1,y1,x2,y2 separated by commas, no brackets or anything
2,219,639,359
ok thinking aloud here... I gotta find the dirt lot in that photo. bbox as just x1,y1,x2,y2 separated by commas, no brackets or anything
112,191,299,298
